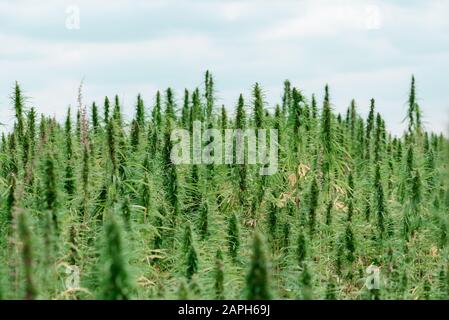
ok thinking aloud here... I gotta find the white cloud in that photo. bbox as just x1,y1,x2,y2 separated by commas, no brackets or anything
0,33,220,69
257,0,449,41
220,1,252,21
258,1,381,40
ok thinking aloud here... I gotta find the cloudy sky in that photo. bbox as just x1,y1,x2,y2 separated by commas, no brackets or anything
1,0,448,135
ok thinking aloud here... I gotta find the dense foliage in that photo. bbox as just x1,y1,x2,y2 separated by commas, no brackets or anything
0,73,448,300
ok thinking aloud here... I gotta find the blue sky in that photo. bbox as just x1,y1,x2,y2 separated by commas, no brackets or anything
1,0,448,135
